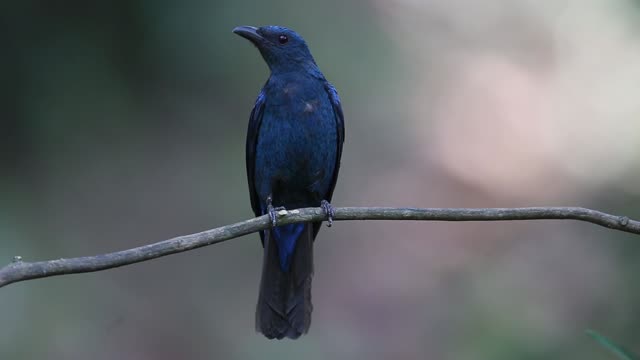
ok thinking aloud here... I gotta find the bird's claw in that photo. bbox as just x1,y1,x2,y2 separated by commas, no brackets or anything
266,196,285,227
268,205,286,227
321,200,335,227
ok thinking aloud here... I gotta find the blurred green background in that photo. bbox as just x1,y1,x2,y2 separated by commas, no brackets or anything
2,0,640,359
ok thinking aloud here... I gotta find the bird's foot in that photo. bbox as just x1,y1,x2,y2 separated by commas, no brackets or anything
321,200,335,227
266,196,285,227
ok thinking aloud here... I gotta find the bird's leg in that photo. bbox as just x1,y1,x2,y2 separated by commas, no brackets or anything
266,195,285,227
321,200,336,227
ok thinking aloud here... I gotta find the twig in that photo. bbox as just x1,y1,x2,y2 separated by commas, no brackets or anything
1,206,638,288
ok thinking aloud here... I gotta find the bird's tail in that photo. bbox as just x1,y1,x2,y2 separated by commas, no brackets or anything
256,224,313,339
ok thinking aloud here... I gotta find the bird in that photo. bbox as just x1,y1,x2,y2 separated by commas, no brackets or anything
233,25,345,339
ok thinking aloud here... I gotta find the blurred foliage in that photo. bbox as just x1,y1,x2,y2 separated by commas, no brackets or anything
588,330,639,360
2,0,640,359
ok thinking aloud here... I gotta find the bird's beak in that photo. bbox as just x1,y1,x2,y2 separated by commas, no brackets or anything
233,26,264,44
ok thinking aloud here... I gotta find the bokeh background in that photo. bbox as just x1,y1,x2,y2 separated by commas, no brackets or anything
2,0,640,358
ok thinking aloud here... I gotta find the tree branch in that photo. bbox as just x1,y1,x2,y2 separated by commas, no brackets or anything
1,206,638,289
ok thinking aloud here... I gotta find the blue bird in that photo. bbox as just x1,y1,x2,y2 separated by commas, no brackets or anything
233,25,345,339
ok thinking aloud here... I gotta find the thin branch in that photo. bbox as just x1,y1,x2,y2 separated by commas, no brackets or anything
1,206,638,288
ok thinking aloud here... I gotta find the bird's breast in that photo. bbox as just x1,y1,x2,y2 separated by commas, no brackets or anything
253,83,338,205
273,82,318,111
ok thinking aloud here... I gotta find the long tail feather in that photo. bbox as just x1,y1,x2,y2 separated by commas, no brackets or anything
256,224,313,339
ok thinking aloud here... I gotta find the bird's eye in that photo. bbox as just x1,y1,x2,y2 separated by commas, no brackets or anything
278,35,289,44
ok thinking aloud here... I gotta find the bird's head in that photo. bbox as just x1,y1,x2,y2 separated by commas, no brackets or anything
233,25,317,73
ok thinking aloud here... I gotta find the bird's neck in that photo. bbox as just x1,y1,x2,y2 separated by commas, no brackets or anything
268,60,322,77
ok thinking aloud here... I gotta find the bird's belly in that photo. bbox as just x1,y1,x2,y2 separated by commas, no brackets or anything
254,108,337,209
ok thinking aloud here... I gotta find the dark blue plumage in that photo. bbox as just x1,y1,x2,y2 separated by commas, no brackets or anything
234,25,344,339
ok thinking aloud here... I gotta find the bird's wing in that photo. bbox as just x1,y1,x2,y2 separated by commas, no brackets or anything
324,81,345,202
311,81,345,240
246,89,267,221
